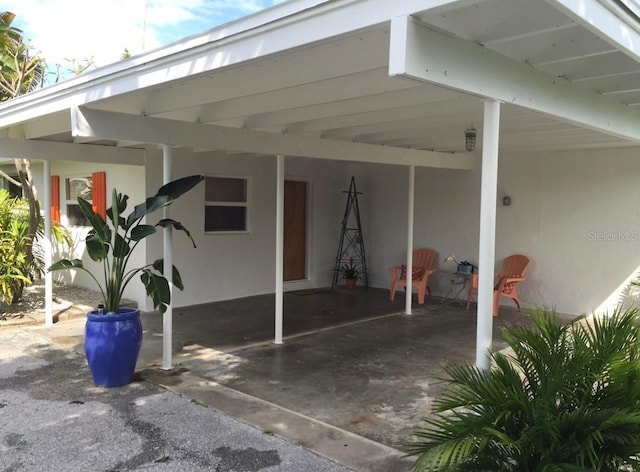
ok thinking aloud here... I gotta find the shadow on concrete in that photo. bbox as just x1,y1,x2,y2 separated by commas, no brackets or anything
138,287,551,451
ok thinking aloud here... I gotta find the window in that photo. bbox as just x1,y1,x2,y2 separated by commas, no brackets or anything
0,176,22,198
65,176,93,226
204,176,249,232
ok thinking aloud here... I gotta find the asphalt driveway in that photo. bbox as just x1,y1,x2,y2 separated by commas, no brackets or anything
0,328,352,472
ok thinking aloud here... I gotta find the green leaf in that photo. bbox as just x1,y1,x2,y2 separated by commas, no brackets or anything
127,195,171,227
152,259,184,290
113,191,128,214
140,269,170,313
126,175,204,228
156,175,204,199
106,193,128,228
48,259,84,271
77,197,109,241
130,224,156,241
112,232,130,258
155,218,197,248
85,230,109,261
405,306,640,471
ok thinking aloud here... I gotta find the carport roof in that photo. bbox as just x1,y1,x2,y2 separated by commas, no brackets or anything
0,0,639,166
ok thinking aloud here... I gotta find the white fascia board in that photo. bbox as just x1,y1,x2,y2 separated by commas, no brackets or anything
389,15,640,142
71,107,474,170
0,0,465,129
547,0,640,62
0,138,144,165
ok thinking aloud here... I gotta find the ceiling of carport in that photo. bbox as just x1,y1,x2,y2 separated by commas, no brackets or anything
19,0,640,156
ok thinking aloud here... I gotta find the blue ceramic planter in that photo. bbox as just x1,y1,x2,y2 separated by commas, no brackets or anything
84,307,142,387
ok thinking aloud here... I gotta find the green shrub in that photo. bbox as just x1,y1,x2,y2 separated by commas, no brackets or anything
0,189,69,304
0,216,33,303
0,190,33,303
407,307,640,471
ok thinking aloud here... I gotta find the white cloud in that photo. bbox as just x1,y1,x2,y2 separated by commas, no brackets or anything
3,0,283,79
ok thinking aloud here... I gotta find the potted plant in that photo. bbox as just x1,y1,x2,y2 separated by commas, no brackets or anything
339,257,360,288
49,174,204,387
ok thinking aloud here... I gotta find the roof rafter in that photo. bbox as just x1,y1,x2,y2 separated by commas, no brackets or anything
71,107,474,170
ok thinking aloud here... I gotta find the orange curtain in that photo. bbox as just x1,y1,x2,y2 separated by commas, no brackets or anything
51,175,60,223
91,171,106,220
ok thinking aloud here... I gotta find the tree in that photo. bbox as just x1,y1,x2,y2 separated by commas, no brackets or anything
51,56,95,83
0,12,47,302
0,12,22,51
0,11,45,99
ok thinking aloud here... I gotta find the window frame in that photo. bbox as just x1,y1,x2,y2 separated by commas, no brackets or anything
0,175,22,198
204,174,251,234
64,175,94,227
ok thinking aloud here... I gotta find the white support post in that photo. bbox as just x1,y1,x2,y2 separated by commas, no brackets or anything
43,160,53,327
162,144,173,370
476,100,501,370
274,154,284,344
405,165,415,315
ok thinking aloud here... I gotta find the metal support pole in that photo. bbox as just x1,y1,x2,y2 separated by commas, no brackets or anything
405,165,415,315
476,100,501,370
43,160,53,327
162,144,173,370
274,154,284,344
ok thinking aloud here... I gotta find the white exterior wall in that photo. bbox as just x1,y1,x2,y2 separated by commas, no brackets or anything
145,150,348,309
46,161,146,308
359,148,640,316
36,145,640,316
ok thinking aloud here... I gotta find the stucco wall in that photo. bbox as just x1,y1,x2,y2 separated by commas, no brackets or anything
37,144,640,316
144,150,348,309
357,147,640,316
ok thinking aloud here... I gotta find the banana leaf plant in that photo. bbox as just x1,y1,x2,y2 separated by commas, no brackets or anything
49,175,204,314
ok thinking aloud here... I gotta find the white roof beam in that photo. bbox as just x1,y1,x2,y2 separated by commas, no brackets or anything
148,34,391,117
0,138,144,165
483,22,576,46
542,51,638,81
324,101,483,138
71,107,474,170
577,71,640,92
389,15,640,143
244,87,461,130
198,68,420,125
287,96,479,134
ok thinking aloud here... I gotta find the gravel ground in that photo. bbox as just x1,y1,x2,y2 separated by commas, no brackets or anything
0,280,108,321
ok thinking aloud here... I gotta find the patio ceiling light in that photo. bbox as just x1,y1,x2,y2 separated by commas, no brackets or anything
465,128,477,152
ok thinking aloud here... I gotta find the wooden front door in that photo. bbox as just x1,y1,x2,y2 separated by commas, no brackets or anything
284,180,306,281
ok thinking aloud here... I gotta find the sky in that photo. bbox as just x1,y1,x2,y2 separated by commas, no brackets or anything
3,0,284,81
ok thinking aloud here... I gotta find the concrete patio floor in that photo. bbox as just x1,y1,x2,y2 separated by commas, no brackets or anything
139,287,552,467
31,286,564,471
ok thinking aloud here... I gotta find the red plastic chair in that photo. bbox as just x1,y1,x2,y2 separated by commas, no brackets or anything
466,254,530,316
389,248,438,304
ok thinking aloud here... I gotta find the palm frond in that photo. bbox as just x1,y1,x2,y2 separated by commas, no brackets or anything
406,307,640,471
